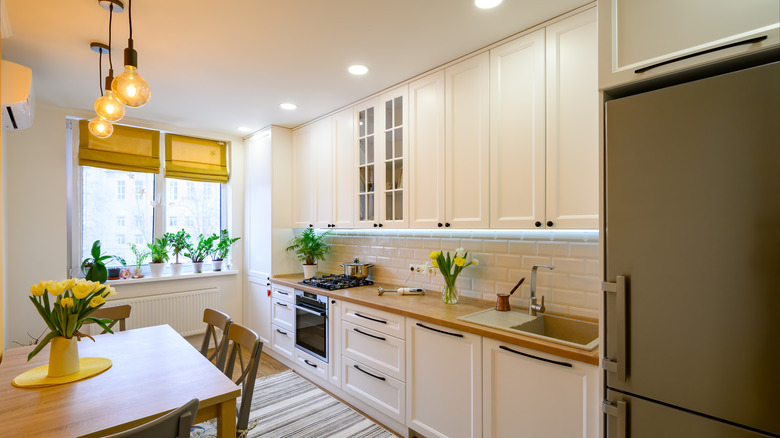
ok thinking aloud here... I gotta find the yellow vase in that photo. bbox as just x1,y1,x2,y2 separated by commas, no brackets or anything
48,336,80,377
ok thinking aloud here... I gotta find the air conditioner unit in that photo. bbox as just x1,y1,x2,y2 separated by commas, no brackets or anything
1,59,35,130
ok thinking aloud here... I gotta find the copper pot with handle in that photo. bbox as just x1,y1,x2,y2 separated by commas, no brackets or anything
340,257,374,279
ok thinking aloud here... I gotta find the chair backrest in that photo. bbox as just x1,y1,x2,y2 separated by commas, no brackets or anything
103,398,199,438
223,323,263,436
87,304,132,334
200,308,232,370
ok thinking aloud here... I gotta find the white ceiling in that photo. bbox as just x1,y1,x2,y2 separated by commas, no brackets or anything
2,0,587,137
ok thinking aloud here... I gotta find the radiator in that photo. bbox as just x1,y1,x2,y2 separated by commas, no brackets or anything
87,288,221,337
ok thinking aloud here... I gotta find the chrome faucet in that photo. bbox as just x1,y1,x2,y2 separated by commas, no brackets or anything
529,264,554,316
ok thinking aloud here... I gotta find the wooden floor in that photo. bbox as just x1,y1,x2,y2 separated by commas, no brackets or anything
207,346,289,381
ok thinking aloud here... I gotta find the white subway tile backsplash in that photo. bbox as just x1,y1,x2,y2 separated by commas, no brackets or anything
326,229,600,318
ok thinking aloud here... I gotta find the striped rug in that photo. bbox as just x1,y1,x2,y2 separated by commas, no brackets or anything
191,370,394,438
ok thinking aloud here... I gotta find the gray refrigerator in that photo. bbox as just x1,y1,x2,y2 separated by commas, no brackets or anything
603,59,780,437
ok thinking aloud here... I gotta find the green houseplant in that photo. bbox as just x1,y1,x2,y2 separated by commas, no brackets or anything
285,228,331,278
80,240,126,283
128,243,150,278
146,236,169,277
185,234,215,273
164,229,191,276
211,229,240,271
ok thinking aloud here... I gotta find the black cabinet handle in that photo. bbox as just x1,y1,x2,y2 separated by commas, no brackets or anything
353,364,386,381
499,345,572,368
277,290,289,295
445,222,451,227
355,312,387,324
416,322,463,338
276,328,287,335
438,223,443,227
304,359,318,368
547,221,554,227
276,302,288,308
354,328,386,341
635,35,768,74
535,221,542,227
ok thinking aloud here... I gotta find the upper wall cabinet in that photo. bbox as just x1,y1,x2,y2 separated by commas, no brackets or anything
545,7,598,229
354,98,379,229
490,29,547,229
599,0,780,90
292,122,316,228
330,108,354,229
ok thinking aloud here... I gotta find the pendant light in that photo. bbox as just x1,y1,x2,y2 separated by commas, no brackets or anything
93,4,124,122
112,0,151,107
88,116,114,138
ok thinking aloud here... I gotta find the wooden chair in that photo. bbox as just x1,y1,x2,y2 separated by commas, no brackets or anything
103,398,199,438
87,304,132,334
200,308,232,370
222,323,263,437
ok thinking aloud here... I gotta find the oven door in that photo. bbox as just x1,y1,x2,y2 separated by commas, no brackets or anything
294,301,328,363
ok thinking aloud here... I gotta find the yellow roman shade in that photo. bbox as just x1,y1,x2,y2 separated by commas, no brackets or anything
78,120,161,173
164,134,229,183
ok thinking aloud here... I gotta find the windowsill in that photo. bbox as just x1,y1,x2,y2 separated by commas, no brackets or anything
108,269,239,285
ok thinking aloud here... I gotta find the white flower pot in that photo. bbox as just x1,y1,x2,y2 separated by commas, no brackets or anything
193,262,204,273
212,260,223,271
149,263,165,277
302,263,318,279
170,263,183,276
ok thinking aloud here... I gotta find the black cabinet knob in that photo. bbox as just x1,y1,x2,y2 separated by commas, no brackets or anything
535,221,542,227
445,222,451,227
331,300,336,304
438,223,443,227
309,224,313,228
331,224,335,228
547,221,554,227
373,223,378,227
379,223,384,227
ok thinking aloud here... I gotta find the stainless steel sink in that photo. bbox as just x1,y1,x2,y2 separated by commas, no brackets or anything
457,309,599,350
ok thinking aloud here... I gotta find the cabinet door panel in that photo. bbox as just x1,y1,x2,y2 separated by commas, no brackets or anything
246,279,271,346
409,71,445,228
446,52,490,228
332,108,354,228
545,8,599,229
490,29,546,229
378,86,409,228
314,118,334,229
354,99,380,228
292,125,315,228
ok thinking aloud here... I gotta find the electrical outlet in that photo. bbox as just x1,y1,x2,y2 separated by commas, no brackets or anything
409,263,426,273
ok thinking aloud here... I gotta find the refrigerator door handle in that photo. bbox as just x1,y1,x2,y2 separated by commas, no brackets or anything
602,400,627,438
603,276,627,381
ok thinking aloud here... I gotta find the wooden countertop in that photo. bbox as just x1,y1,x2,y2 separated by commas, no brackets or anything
270,274,599,365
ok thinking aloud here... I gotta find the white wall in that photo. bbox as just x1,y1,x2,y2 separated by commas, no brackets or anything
2,103,245,348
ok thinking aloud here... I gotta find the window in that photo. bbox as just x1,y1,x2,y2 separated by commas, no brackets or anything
116,180,125,200
71,121,229,274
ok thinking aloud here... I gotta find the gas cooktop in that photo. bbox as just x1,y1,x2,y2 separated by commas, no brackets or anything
299,274,374,290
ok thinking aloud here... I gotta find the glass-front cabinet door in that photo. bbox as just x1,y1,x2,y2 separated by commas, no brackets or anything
354,98,378,228
378,86,408,228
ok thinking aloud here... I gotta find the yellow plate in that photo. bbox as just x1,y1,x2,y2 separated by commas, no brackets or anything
12,357,112,388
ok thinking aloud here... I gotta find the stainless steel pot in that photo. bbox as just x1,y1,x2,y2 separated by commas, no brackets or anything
340,257,374,279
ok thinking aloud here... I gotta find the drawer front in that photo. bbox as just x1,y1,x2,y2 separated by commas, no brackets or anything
271,325,294,361
271,298,294,331
343,356,405,424
271,284,294,303
295,349,328,383
342,301,405,339
342,321,405,381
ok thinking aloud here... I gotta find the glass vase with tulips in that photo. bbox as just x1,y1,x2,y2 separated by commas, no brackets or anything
429,248,479,304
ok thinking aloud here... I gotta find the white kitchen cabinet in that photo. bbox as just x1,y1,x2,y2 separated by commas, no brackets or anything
483,337,599,438
406,319,481,438
328,297,342,387
343,320,405,381
489,29,547,229
331,108,354,229
599,0,779,90
445,52,490,229
377,86,409,228
270,284,295,361
545,7,598,229
354,98,380,228
343,355,406,424
270,324,295,361
342,301,406,339
313,117,334,229
291,123,316,228
246,279,272,346
296,348,329,384
408,71,446,229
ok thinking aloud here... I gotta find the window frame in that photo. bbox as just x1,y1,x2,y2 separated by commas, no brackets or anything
66,119,230,277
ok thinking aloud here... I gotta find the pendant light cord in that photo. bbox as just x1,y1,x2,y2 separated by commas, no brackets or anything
128,0,133,40
108,3,114,71
98,51,104,96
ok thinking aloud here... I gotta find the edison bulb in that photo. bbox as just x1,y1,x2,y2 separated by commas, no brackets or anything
112,66,151,107
88,116,113,138
94,90,125,122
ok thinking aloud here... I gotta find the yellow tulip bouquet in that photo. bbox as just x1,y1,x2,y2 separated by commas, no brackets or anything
27,278,117,361
429,248,479,304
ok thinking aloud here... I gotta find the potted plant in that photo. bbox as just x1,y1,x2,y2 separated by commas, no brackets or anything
211,229,240,271
185,234,215,273
146,236,169,277
80,240,126,283
128,243,150,278
164,229,191,276
285,228,331,279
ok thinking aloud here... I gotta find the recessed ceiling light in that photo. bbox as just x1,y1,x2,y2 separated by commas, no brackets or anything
238,127,252,133
280,103,297,110
475,0,502,9
348,65,369,75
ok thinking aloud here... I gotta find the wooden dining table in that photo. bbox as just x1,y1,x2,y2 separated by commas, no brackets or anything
0,324,240,437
